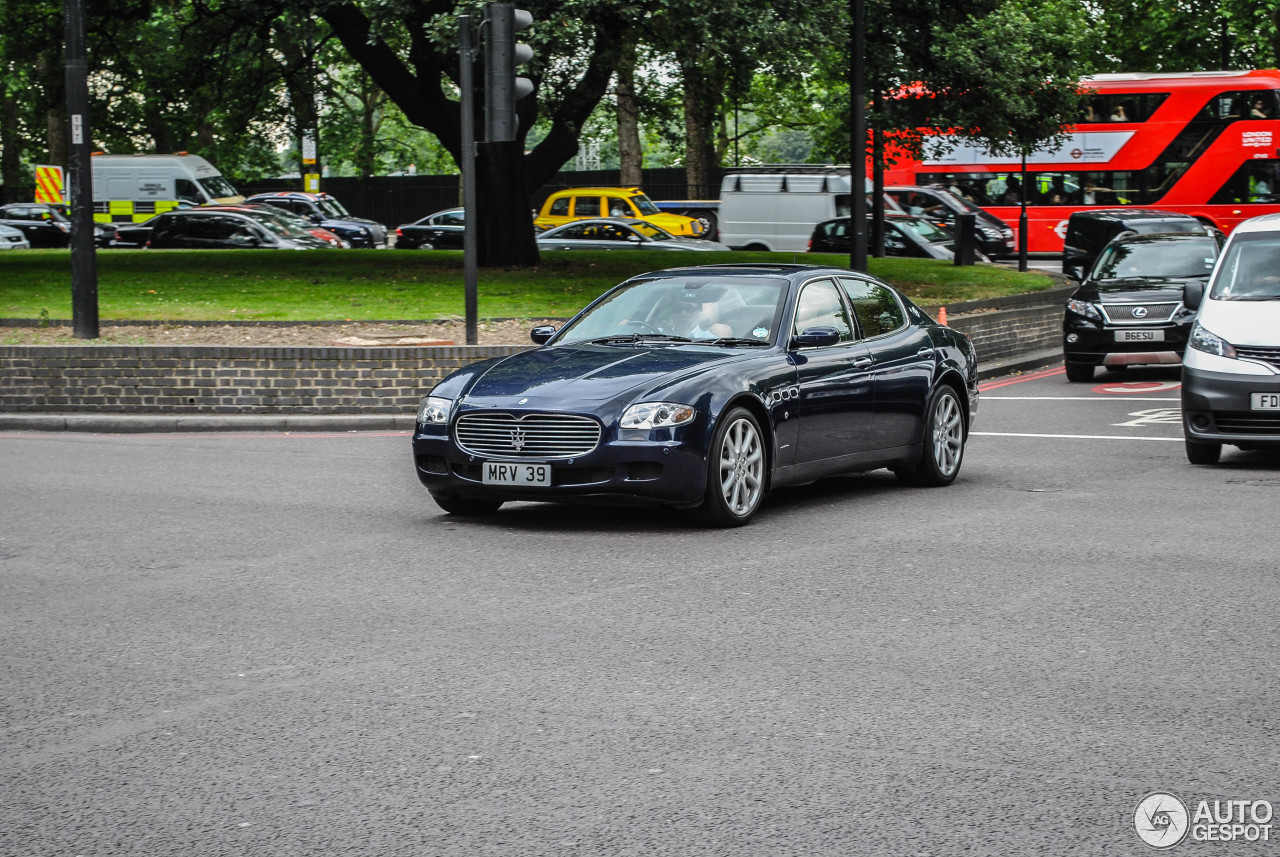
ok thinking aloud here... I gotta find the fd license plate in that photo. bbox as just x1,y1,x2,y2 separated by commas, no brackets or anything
1116,329,1164,342
1251,393,1280,411
482,461,551,486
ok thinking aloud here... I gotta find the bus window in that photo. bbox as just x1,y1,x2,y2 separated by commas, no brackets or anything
1079,92,1168,124
1210,159,1280,204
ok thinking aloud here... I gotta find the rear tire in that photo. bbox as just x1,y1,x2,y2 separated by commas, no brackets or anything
696,407,766,527
1065,362,1094,383
1184,439,1222,465
897,384,966,486
430,492,503,516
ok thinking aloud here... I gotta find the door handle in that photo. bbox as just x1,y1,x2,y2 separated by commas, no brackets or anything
853,356,874,368
917,347,935,358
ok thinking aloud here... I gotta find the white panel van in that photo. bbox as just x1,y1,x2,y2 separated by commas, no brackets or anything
717,169,859,252
90,154,243,223
1180,212,1280,463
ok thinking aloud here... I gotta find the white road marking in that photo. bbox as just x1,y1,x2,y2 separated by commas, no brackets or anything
972,431,1181,442
981,396,1180,401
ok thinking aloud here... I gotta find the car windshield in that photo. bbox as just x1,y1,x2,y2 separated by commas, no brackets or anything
630,194,660,215
553,275,789,346
896,216,951,243
630,221,672,240
199,176,239,200
318,197,350,218
1094,238,1218,280
1209,233,1280,300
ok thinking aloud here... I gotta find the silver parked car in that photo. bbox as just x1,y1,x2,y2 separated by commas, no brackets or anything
536,218,730,252
0,223,31,249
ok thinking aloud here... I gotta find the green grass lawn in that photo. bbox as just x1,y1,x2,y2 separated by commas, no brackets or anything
0,248,1057,321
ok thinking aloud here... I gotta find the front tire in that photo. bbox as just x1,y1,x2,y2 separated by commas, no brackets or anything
697,407,766,527
1065,362,1094,383
898,384,966,487
1184,438,1222,465
430,492,503,516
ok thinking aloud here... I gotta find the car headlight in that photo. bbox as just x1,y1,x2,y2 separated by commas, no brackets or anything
979,226,1002,240
1188,322,1237,359
1066,298,1102,321
620,402,696,429
416,395,453,425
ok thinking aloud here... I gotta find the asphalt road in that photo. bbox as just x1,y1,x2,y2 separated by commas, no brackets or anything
3,366,1279,856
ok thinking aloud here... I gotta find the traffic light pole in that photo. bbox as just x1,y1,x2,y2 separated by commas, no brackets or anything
64,0,98,339
460,15,479,345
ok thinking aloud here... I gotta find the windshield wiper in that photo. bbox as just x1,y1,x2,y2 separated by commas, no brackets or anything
582,333,693,344
704,337,771,347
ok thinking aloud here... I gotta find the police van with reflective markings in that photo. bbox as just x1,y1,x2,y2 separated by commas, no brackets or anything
90,153,244,224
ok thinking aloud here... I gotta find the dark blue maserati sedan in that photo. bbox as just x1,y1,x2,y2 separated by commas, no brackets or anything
412,264,979,526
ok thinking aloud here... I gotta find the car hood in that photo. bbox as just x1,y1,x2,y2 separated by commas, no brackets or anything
1199,298,1280,346
1076,276,1205,303
458,343,741,406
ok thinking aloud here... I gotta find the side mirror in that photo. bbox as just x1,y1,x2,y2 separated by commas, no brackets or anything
791,326,840,349
1068,266,1084,281
530,325,557,344
1183,281,1205,311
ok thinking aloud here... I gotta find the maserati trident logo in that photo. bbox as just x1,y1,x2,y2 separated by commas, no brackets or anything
510,427,526,452
1132,306,1149,318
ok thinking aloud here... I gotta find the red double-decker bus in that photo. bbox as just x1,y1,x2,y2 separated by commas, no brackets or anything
881,70,1280,252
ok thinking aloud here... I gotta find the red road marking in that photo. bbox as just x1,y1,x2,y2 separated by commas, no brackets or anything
979,366,1066,391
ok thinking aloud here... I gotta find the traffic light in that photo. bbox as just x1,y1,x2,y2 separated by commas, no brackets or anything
484,3,534,142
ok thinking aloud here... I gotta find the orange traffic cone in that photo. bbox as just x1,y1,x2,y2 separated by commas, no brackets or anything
937,306,948,326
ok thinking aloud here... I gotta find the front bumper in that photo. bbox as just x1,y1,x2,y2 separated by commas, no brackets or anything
412,426,710,506
1063,318,1190,367
1182,365,1280,447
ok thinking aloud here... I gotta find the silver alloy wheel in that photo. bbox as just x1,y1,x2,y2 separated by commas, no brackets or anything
931,390,964,477
718,416,764,516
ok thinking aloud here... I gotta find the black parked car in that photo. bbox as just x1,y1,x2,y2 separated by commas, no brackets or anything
1063,230,1224,382
809,213,988,261
395,207,466,250
0,203,115,247
412,263,978,526
884,185,1016,259
1062,209,1207,280
146,208,333,249
245,191,388,248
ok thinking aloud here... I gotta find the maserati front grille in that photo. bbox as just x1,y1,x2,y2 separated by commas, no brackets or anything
455,412,601,459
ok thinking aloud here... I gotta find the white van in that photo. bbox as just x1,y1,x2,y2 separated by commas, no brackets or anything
91,154,243,224
1180,212,1280,464
717,168,859,252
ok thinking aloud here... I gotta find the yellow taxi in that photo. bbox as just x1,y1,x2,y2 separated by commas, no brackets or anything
534,187,706,237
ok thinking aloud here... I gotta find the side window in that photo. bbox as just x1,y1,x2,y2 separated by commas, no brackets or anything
289,201,313,217
548,197,570,216
439,211,465,227
792,279,853,343
6,207,30,220
840,277,907,338
554,223,591,240
175,179,201,204
605,197,632,217
571,196,602,217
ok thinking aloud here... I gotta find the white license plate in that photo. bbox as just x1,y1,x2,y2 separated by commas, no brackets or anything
482,461,551,486
1251,393,1280,411
1116,329,1164,342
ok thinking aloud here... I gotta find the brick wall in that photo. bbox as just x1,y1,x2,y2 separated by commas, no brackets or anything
0,345,531,414
0,290,1070,415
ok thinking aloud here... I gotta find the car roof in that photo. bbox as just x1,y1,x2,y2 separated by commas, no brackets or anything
546,187,645,196
651,263,845,278
1069,208,1195,224
544,217,647,228
1230,212,1280,234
